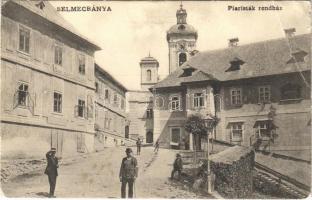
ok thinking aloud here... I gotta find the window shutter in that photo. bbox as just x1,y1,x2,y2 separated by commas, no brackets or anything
13,90,19,109
74,105,78,117
169,97,172,111
84,106,88,119
87,95,93,119
27,92,36,115
6,19,18,51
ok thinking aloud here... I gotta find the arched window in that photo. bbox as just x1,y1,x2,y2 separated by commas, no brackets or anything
146,70,152,81
281,83,301,100
179,53,187,66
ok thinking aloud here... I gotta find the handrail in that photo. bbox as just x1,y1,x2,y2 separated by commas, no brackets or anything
254,162,310,192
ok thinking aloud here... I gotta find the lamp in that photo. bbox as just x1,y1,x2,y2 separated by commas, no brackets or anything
203,114,214,194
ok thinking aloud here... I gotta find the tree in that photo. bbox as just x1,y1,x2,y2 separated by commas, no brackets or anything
184,114,220,171
184,114,208,169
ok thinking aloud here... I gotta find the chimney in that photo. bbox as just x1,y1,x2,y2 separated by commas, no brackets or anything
228,38,239,47
284,28,296,38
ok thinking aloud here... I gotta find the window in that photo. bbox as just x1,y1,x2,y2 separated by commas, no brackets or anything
78,55,85,75
230,123,243,142
255,121,270,138
95,82,98,93
146,70,152,81
171,128,181,145
179,53,187,66
105,89,110,101
170,96,180,111
121,99,125,109
155,96,164,108
259,86,270,103
78,99,85,117
113,94,118,106
18,83,28,106
194,93,205,107
281,83,301,100
146,109,153,118
53,92,62,113
231,88,242,105
19,26,30,53
54,45,62,65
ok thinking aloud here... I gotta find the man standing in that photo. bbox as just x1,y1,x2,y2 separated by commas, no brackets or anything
154,139,160,153
119,148,138,198
44,148,59,198
171,153,183,180
136,138,141,155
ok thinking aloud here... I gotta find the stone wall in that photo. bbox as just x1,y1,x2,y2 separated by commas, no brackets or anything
210,146,255,198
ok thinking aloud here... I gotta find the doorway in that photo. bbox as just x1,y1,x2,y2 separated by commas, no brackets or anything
146,131,153,143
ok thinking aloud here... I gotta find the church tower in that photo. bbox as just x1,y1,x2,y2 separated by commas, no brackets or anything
167,4,198,74
140,54,159,91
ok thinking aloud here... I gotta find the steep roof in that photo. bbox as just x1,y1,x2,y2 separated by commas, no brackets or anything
153,33,311,89
2,0,101,50
95,63,127,93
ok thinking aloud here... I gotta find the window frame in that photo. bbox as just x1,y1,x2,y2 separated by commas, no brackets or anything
256,121,270,138
146,108,153,119
230,88,242,105
258,86,271,103
146,69,152,81
18,25,30,54
280,83,301,100
78,54,86,75
54,44,63,66
170,95,180,111
193,93,205,108
53,92,62,113
230,123,243,142
95,82,99,93
77,99,85,118
17,82,29,107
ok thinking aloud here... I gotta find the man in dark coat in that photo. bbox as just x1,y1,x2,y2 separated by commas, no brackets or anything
154,139,160,153
136,138,141,155
171,153,183,180
119,148,138,198
44,148,59,197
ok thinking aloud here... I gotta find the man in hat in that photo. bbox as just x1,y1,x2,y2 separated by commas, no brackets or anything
44,148,59,197
119,148,138,198
171,153,183,180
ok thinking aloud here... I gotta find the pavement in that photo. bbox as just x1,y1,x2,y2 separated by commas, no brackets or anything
1,146,212,198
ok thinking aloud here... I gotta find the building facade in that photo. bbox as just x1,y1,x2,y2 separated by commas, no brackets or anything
94,64,129,149
126,56,159,143
1,0,100,159
152,29,311,160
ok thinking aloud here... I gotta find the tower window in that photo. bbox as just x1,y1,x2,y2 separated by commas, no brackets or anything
179,53,187,66
147,70,152,81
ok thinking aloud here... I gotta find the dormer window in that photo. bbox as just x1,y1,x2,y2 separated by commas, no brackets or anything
226,57,245,72
180,67,196,77
287,49,308,64
35,1,45,10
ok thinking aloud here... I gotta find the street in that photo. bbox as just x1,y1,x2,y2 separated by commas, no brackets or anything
1,147,209,198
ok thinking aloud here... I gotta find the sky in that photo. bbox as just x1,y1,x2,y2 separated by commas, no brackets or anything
50,1,310,90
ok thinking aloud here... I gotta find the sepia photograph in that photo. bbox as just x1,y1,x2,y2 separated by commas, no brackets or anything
0,0,311,198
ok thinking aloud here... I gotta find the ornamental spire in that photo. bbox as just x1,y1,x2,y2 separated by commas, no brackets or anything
176,1,187,24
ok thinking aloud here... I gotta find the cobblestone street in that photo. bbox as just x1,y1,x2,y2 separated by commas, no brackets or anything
1,147,210,198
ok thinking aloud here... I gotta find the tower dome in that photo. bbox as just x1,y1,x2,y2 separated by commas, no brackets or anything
166,4,198,74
